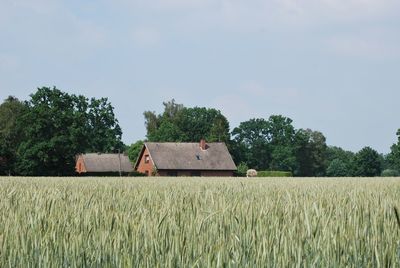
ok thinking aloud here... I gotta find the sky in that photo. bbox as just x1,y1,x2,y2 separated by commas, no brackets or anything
1,0,399,153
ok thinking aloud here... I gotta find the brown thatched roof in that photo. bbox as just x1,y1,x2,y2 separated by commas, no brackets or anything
80,153,133,173
141,142,237,171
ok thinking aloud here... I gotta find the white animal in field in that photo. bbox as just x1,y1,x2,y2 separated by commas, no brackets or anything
246,169,257,178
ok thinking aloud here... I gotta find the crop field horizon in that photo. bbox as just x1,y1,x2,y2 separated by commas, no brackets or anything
1,177,400,267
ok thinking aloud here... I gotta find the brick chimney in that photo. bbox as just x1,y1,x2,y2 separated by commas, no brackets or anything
200,139,207,150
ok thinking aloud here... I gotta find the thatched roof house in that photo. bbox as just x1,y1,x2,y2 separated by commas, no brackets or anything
135,140,237,177
75,153,134,175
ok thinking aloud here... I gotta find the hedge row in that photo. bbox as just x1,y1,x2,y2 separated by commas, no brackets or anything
257,171,293,177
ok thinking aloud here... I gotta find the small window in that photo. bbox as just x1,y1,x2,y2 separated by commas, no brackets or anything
196,154,202,160
144,155,150,163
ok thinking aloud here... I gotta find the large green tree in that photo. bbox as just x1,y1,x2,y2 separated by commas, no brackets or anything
0,96,28,175
144,99,184,139
231,118,270,170
127,140,144,164
387,129,400,172
15,87,123,176
326,159,348,177
175,107,230,143
144,99,230,143
232,116,329,176
86,97,124,152
232,115,298,172
295,129,327,177
352,147,382,177
325,146,354,177
267,115,297,172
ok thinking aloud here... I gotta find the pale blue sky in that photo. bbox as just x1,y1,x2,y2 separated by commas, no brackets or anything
1,0,399,153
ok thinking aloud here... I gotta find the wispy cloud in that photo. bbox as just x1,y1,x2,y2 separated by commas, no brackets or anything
0,0,109,57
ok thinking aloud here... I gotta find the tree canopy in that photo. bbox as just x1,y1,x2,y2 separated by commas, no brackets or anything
326,159,348,177
295,129,327,177
325,146,355,177
13,87,123,176
128,140,144,165
0,96,28,175
144,99,230,143
352,147,382,177
387,129,400,173
231,115,328,176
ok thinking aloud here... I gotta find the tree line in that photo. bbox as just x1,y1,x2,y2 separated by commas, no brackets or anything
0,87,123,176
1,87,399,176
129,99,400,177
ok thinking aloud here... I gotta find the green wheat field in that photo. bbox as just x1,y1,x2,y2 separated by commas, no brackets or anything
1,177,400,267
